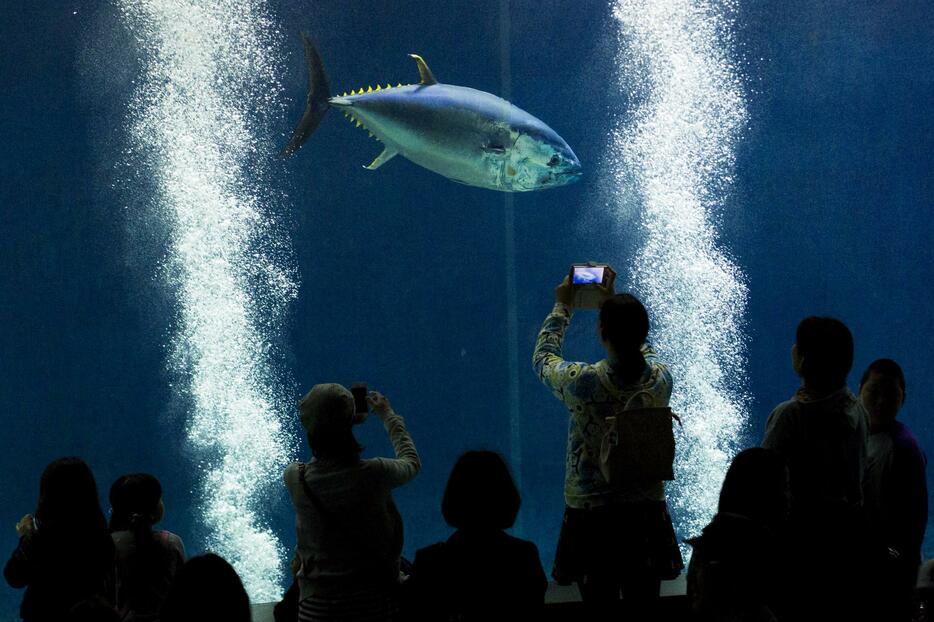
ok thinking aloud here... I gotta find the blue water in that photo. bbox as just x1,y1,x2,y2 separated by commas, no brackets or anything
2,1,933,618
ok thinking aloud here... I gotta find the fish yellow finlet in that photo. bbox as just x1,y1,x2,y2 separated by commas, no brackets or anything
367,85,373,93
397,83,402,88
375,84,381,91
356,120,361,127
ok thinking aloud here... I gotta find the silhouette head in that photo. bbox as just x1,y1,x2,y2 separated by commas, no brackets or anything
36,457,106,532
160,553,251,622
109,473,164,532
599,294,649,354
298,383,362,463
859,358,906,423
718,447,789,531
599,293,650,382
793,316,854,393
442,450,520,531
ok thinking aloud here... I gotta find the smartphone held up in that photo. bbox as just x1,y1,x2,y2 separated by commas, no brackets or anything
351,383,368,424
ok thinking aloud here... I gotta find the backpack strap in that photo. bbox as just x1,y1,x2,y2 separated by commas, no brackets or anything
595,362,682,426
595,362,656,409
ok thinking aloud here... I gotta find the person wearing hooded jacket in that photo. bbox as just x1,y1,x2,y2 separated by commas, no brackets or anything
761,316,869,622
283,383,420,622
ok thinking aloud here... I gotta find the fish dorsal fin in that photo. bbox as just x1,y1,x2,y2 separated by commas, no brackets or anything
407,54,438,85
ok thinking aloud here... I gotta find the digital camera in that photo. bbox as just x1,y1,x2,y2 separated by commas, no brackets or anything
569,262,616,309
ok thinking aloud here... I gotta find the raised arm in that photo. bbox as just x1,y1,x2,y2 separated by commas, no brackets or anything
532,301,582,396
369,391,421,488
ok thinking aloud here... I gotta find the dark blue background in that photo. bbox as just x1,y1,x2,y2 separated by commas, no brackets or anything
2,1,932,618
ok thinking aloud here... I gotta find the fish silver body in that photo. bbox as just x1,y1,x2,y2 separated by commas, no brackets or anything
282,35,581,192
330,83,580,192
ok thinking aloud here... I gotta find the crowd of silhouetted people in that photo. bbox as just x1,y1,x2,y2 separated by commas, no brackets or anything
3,458,253,622
4,288,929,622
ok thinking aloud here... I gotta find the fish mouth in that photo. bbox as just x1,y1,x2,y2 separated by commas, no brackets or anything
513,168,581,191
553,168,583,186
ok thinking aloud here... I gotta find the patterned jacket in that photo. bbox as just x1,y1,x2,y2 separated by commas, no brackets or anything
533,302,673,508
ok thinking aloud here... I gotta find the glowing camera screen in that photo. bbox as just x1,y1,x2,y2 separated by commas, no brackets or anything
572,266,605,285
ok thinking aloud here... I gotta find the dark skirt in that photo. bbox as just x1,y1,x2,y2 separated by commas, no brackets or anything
552,500,683,585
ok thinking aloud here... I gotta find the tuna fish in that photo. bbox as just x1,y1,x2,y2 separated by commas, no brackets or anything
282,34,582,192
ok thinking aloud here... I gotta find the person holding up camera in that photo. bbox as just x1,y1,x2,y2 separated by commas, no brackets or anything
532,265,683,612
283,383,420,622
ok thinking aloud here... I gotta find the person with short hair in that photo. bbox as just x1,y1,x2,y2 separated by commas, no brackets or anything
284,383,420,622
859,358,927,621
408,450,547,621
686,448,789,622
109,473,186,622
761,316,869,621
159,553,251,622
4,457,115,622
762,317,867,508
532,280,682,609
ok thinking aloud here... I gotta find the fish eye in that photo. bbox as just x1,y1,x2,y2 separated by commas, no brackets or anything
547,154,560,167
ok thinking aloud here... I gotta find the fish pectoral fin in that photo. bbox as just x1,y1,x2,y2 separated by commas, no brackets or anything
407,54,438,85
363,147,399,170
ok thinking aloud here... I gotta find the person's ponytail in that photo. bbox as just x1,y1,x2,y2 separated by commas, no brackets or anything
110,474,167,593
599,293,650,384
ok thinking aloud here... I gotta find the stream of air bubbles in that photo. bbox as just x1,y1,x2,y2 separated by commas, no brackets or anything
610,0,750,548
120,0,297,600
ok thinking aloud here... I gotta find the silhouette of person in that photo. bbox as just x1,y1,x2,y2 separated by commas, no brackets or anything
109,473,186,621
761,316,869,621
284,383,420,621
533,283,682,612
4,457,115,622
859,359,927,621
408,450,547,620
159,553,251,622
687,448,789,622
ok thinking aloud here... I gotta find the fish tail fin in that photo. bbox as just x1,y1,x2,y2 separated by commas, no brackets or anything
280,33,331,158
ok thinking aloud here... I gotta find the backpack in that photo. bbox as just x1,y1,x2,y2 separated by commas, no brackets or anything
594,369,681,486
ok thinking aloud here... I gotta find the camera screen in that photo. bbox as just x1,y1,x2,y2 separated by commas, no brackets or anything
572,266,604,285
